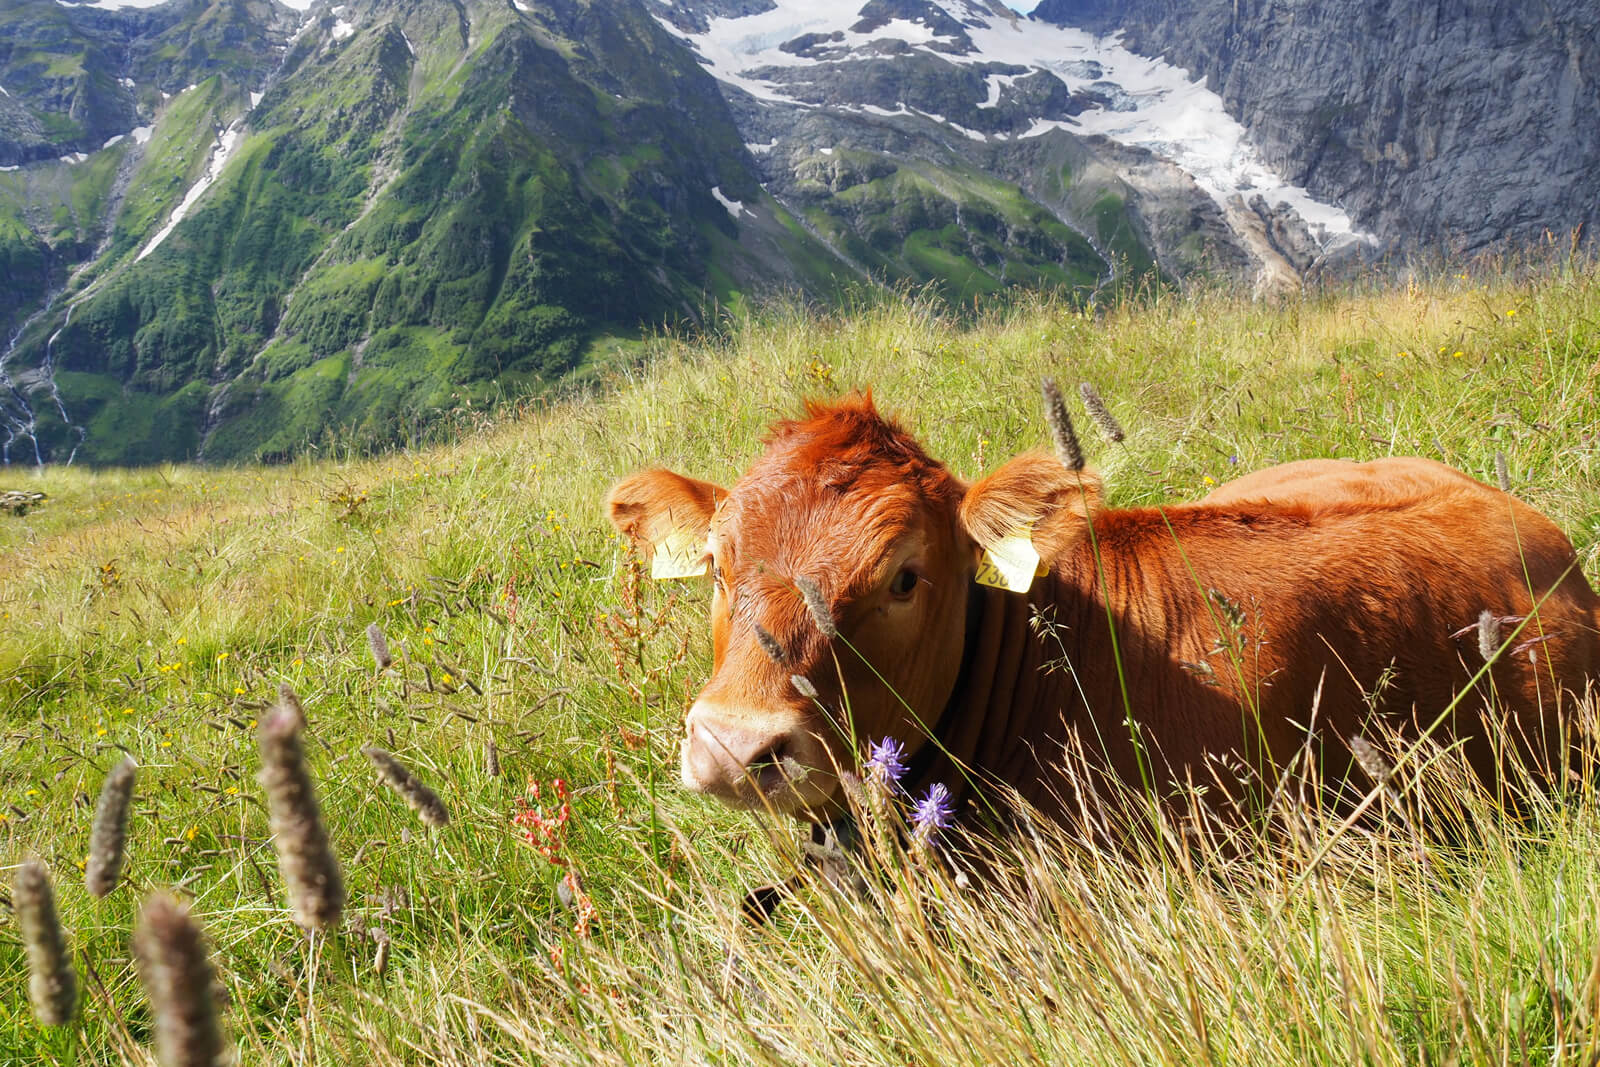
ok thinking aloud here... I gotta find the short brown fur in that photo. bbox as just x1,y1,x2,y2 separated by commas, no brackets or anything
607,395,1600,823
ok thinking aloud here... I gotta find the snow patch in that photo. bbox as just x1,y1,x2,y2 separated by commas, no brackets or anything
711,186,746,218
964,20,1370,244
0,165,18,173
331,20,356,41
118,77,135,89
978,73,1021,109
56,0,175,9
137,122,244,262
102,134,125,148
855,102,988,142
661,0,973,104
58,153,89,165
510,0,534,14
401,31,416,57
907,108,987,142
251,91,263,108
746,140,778,154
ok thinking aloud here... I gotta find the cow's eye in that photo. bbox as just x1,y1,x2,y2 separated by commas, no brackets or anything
889,567,919,599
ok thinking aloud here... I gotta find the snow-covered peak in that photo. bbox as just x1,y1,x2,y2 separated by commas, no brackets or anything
54,0,315,9
659,0,1372,252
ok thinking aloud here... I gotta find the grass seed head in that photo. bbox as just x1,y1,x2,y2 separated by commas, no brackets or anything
1041,377,1085,471
796,576,837,639
754,622,786,664
1348,734,1394,790
275,682,305,728
257,690,345,931
1078,381,1126,443
86,756,137,898
135,892,228,1067
1477,609,1502,663
485,736,501,778
1495,450,1511,492
363,745,450,827
14,859,77,1026
366,622,393,671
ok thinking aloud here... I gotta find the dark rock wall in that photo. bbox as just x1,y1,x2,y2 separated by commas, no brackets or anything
1033,0,1600,253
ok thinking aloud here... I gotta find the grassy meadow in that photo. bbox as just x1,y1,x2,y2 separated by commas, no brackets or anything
2,253,1600,1064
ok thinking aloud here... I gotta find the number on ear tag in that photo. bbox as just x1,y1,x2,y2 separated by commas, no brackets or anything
975,526,1043,593
650,527,709,580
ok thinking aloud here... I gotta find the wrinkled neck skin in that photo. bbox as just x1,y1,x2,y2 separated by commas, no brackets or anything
906,528,1268,831
901,566,1107,830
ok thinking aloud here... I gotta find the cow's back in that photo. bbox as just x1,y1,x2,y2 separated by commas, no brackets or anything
1203,456,1485,508
1047,460,1600,799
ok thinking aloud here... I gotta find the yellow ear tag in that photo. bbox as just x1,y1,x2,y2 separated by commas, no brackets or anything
975,525,1044,593
650,527,709,580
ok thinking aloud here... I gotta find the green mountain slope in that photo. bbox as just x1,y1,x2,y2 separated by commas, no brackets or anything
3,0,865,464
1,0,1131,466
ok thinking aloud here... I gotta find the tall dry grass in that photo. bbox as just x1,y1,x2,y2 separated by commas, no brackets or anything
0,253,1597,1062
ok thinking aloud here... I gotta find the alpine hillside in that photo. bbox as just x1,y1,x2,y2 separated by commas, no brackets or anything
1,0,854,465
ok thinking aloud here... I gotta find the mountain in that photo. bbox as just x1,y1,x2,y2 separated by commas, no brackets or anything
3,0,855,465
1031,0,1600,254
8,0,1577,467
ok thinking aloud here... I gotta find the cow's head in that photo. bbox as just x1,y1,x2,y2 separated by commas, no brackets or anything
606,393,1102,819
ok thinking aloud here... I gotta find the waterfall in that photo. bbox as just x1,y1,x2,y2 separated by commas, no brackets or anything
0,290,83,467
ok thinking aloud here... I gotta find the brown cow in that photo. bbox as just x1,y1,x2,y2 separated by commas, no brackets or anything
606,393,1599,826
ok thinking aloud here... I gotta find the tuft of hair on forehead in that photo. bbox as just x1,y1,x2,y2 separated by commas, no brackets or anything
761,392,950,492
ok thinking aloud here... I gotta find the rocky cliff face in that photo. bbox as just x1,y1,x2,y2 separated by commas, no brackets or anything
647,0,1374,296
1033,0,1600,254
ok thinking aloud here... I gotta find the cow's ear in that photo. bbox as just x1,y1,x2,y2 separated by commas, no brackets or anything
959,452,1103,565
605,469,726,575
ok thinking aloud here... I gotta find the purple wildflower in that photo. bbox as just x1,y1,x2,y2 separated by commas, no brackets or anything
911,782,955,838
864,737,908,789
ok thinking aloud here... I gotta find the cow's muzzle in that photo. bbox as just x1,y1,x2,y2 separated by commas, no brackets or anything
680,699,833,812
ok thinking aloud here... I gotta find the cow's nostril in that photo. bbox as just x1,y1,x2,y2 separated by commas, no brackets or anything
745,741,786,773
745,740,812,785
